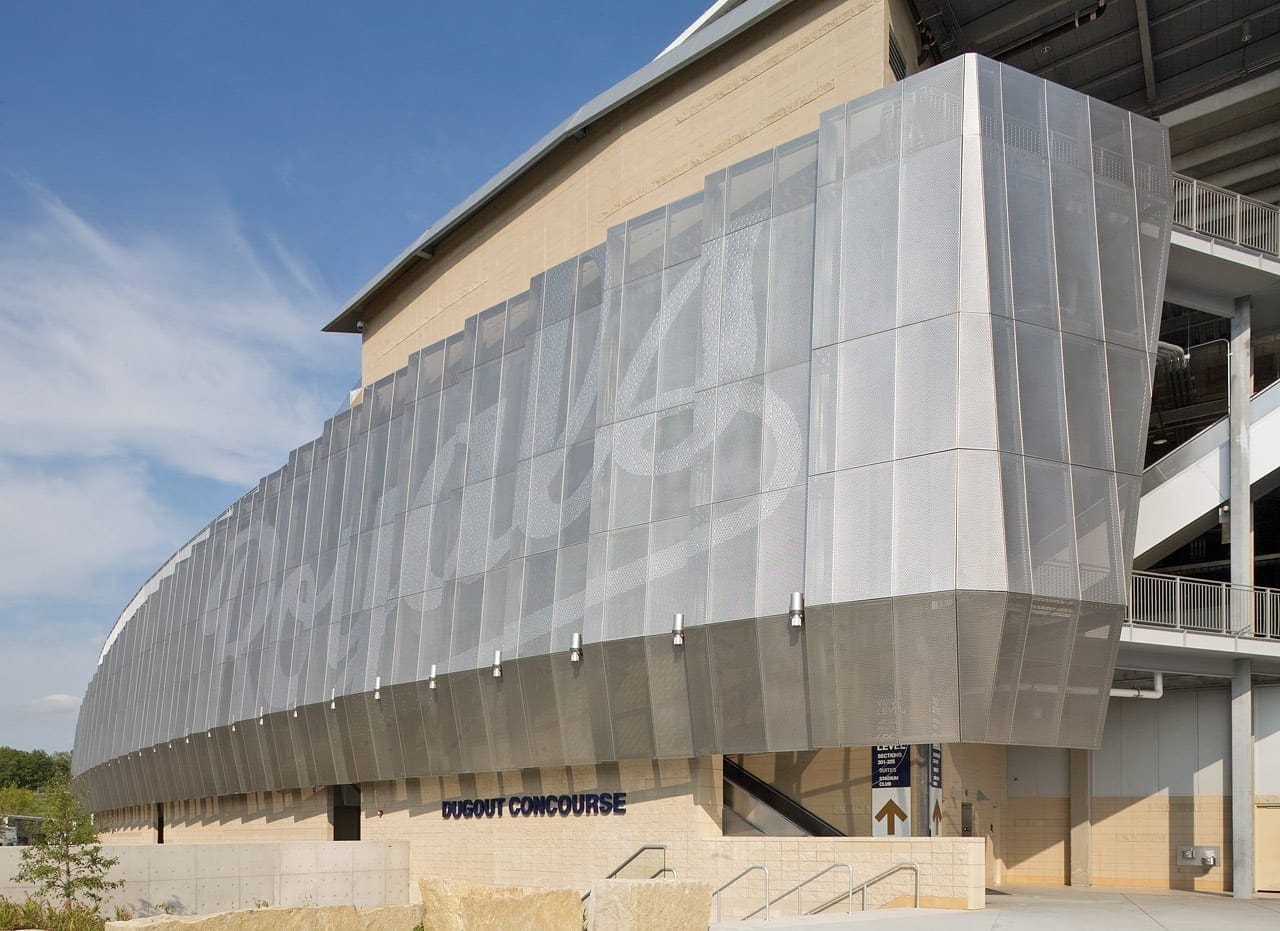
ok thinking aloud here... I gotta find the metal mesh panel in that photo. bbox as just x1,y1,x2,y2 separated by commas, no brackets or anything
603,639,657,758
1046,82,1104,341
761,363,809,493
1059,337,1114,476
892,452,957,595
1015,321,1069,463
712,378,763,502
894,593,960,742
897,138,962,326
837,330,895,469
894,316,957,459
840,163,898,340
1025,457,1080,600
766,206,815,371
956,450,1008,591
657,259,701,407
1072,466,1124,605
956,313,998,450
718,223,770,383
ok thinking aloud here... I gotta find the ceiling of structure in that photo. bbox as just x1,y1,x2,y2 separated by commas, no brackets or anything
919,0,1280,202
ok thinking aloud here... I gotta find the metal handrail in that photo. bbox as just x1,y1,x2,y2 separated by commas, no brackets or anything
713,865,770,922
805,861,921,915
741,863,853,920
581,844,667,902
1129,570,1280,639
651,867,678,879
1171,172,1279,257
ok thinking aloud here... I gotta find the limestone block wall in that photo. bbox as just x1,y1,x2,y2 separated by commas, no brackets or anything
101,789,333,848
100,804,159,846
357,759,984,912
358,0,892,383
0,842,408,917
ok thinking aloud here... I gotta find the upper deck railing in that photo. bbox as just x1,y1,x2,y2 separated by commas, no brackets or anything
1171,172,1279,257
1129,569,1280,639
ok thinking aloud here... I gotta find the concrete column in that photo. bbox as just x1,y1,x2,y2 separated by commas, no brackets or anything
1230,296,1253,593
1232,658,1254,897
1069,749,1091,886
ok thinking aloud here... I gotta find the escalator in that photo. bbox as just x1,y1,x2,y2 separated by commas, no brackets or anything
721,758,844,837
1137,377,1280,566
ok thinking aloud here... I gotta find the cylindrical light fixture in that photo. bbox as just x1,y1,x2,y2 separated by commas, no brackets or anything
428,663,438,690
492,650,503,678
789,591,805,628
570,631,583,663
672,612,685,646
374,676,382,701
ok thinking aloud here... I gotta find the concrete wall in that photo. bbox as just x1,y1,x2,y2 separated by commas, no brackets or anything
0,842,408,917
358,0,892,384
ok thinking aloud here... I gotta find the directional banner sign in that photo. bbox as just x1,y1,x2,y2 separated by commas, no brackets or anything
928,744,943,836
872,745,911,837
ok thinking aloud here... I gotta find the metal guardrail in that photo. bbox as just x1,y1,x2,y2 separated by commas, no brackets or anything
713,865,770,922
1172,172,1279,257
1129,570,1280,639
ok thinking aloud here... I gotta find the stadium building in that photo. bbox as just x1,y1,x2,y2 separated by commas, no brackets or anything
73,0,1280,911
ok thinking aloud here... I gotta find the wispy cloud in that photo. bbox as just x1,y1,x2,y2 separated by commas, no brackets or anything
0,183,354,748
26,694,81,715
0,185,351,486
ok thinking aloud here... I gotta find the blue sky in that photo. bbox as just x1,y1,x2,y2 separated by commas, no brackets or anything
0,0,709,751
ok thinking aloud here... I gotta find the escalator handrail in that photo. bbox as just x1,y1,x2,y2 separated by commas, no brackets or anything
723,758,844,837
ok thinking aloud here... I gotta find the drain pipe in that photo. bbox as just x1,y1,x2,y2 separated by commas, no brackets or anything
1110,671,1164,700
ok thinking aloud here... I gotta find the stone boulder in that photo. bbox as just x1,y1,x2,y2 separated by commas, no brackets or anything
588,879,712,931
418,877,582,930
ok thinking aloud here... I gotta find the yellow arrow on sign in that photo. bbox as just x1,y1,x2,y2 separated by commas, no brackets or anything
874,799,907,836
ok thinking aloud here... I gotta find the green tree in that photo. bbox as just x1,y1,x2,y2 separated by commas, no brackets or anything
12,780,121,912
0,784,41,816
0,747,71,791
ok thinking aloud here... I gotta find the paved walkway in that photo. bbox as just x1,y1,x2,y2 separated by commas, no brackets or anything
711,884,1280,929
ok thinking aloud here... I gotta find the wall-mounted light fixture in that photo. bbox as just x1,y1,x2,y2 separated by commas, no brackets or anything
672,613,685,646
428,664,438,690
789,591,805,628
570,632,583,663
258,706,264,726
330,688,336,710
374,676,382,701
492,650,503,678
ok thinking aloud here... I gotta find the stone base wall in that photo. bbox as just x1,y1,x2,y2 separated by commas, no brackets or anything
0,842,408,918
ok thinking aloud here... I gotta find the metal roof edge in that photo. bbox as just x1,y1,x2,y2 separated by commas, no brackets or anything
322,0,799,333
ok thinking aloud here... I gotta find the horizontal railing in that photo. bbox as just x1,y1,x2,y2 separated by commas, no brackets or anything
1129,570,1280,639
1172,172,1279,257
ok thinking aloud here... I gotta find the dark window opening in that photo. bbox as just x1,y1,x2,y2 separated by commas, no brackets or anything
155,802,164,845
331,784,361,841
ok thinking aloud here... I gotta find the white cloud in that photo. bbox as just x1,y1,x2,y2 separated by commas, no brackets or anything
0,187,352,486
26,694,81,715
0,459,182,599
0,185,356,748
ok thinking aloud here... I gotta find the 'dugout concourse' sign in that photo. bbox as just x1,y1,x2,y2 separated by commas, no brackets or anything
441,792,628,821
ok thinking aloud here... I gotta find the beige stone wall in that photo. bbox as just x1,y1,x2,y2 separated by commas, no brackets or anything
100,803,158,845
357,0,892,385
1001,797,1069,885
1091,795,1231,891
102,789,332,846
357,757,982,912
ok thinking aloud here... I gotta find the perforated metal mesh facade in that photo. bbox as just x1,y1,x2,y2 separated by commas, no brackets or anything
73,56,1171,810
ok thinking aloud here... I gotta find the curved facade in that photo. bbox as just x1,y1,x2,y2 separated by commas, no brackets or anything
73,55,1172,812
